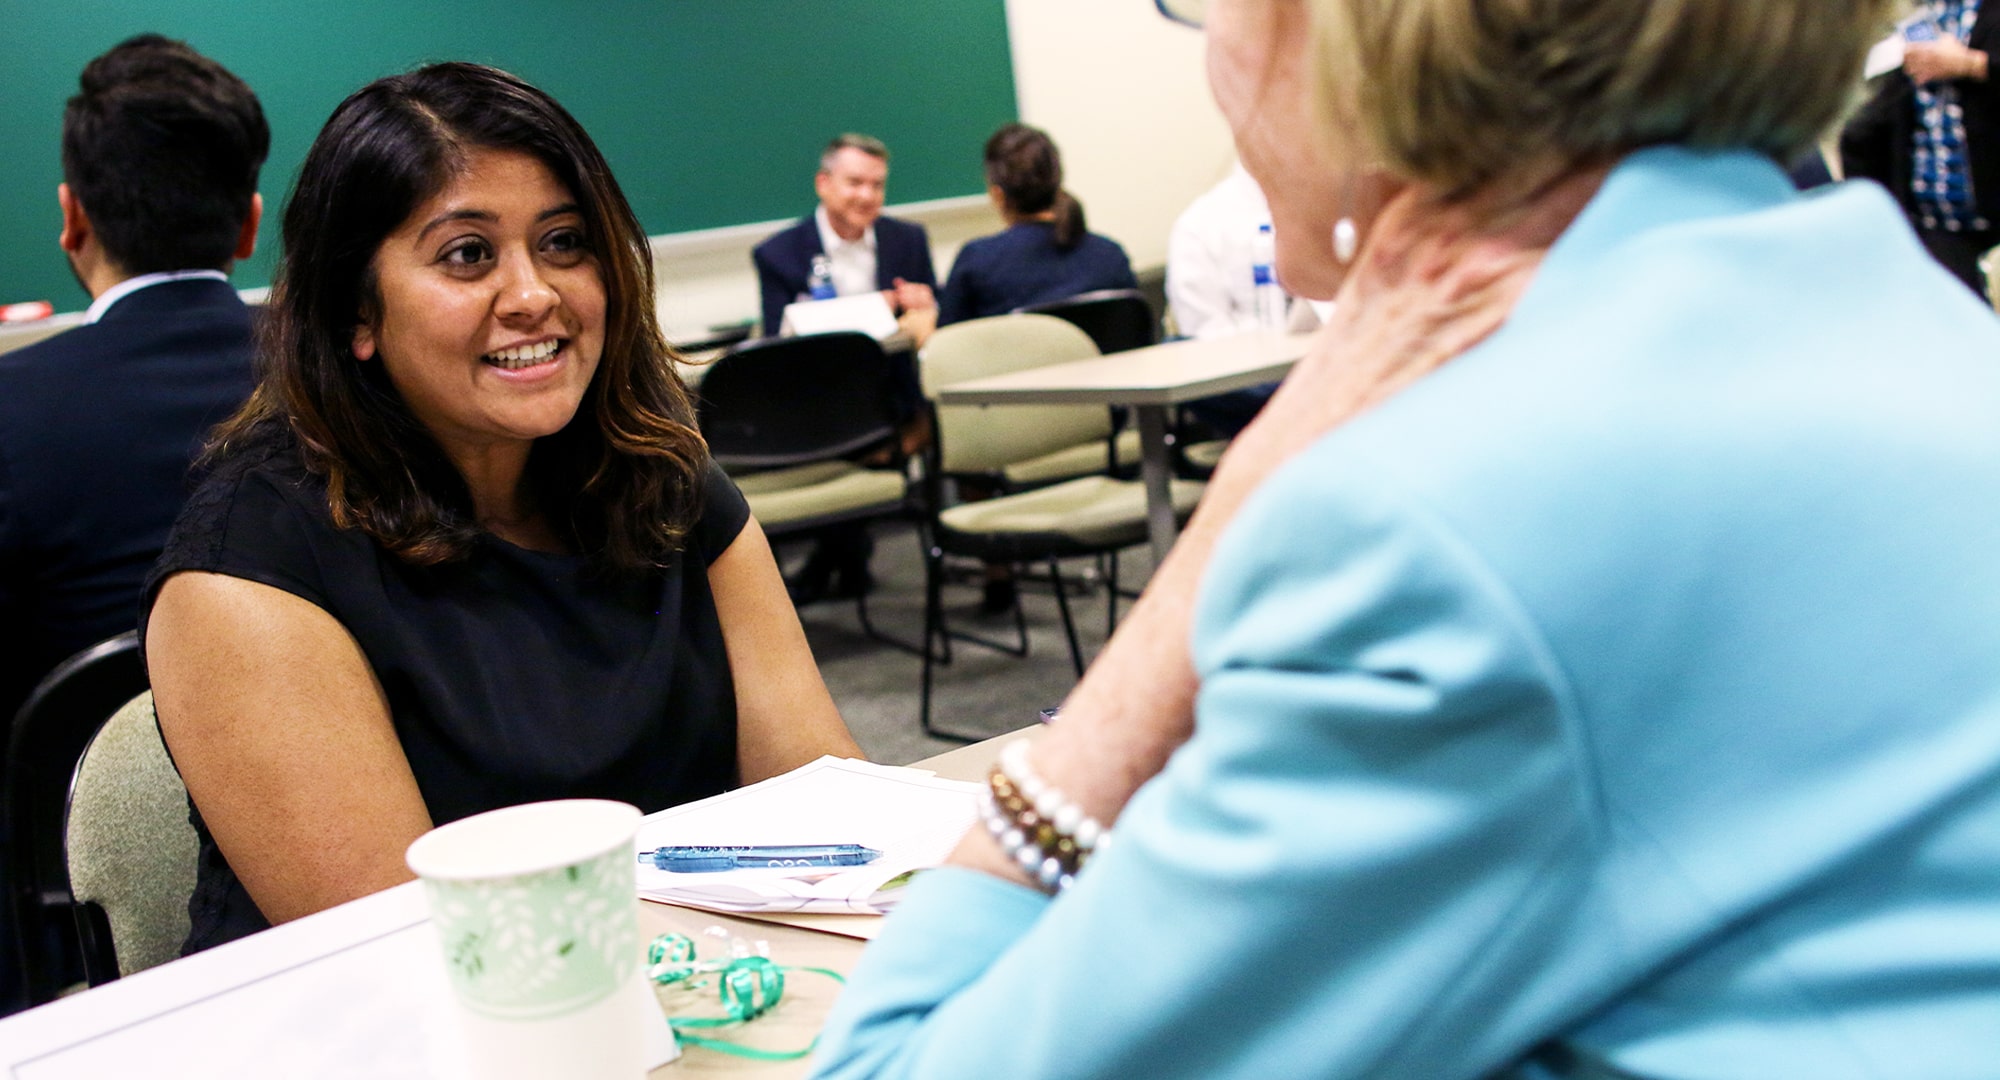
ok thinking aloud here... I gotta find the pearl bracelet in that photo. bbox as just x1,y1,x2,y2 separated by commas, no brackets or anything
981,739,1110,894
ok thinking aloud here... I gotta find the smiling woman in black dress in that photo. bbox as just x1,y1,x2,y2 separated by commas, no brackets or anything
144,63,862,954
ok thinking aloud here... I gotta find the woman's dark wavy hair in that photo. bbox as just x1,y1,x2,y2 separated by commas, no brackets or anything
983,122,1086,251
208,62,707,570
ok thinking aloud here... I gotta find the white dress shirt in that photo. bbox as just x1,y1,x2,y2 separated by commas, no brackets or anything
1166,164,1323,339
815,206,879,298
83,269,229,324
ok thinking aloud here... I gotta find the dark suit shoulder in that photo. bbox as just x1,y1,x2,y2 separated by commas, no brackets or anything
874,215,937,288
753,216,820,264
0,282,255,497
876,215,931,244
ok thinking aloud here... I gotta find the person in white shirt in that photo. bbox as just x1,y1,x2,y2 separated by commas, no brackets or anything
1166,164,1323,435
1167,163,1324,339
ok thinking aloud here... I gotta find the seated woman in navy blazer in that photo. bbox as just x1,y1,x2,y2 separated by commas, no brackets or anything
143,63,862,954
936,123,1138,326
811,0,2000,1076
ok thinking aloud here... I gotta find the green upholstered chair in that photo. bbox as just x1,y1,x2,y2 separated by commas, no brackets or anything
1180,437,1230,475
915,314,1203,739
67,691,197,985
4,631,149,1008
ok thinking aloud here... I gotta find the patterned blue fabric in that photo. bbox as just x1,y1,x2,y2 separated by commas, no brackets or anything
1914,0,1991,230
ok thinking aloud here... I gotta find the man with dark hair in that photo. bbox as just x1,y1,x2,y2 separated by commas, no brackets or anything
0,33,264,738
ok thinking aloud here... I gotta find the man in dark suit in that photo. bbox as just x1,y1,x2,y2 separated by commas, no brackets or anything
0,33,265,733
752,133,939,339
751,135,939,604
0,33,262,1012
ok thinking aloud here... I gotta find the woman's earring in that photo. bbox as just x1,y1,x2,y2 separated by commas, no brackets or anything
1332,218,1358,265
1332,172,1360,264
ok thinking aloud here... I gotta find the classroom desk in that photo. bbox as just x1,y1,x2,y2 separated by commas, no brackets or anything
0,729,1030,1078
935,330,1313,562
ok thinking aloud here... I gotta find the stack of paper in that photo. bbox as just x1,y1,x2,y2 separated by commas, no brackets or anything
634,757,980,916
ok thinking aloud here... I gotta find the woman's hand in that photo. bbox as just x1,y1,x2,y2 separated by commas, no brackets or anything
1906,39,1988,84
948,167,1608,889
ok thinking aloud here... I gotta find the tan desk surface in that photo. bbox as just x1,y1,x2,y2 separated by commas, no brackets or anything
933,330,1311,408
642,726,1030,1076
0,730,1031,1078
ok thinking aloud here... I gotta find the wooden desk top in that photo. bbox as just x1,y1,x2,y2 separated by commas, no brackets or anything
644,729,1028,1075
0,732,1031,1079
935,330,1312,408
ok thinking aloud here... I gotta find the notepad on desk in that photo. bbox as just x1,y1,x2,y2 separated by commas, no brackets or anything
634,757,980,922
779,292,900,340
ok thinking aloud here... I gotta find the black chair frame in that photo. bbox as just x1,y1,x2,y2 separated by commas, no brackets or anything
697,332,925,655
1016,288,1161,481
4,632,148,1009
1015,288,1159,356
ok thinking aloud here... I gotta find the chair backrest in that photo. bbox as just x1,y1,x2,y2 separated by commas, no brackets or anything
919,314,1107,476
4,631,148,1007
1015,288,1158,356
67,691,196,983
696,331,901,470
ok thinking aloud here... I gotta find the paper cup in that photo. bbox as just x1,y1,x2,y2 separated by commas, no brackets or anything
406,799,648,1080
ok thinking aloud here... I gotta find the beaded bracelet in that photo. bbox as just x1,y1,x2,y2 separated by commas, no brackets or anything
982,739,1110,894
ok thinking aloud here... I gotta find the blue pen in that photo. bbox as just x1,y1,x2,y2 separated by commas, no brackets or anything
638,843,883,873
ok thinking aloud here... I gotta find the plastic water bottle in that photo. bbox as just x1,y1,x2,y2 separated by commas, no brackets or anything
808,254,837,300
1251,223,1285,332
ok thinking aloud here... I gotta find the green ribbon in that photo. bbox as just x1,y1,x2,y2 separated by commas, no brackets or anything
646,932,847,1062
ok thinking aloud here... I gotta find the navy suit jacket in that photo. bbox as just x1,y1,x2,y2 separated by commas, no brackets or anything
751,213,936,337
0,277,256,721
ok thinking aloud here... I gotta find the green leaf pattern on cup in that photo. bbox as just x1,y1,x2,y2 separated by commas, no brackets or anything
422,845,639,1020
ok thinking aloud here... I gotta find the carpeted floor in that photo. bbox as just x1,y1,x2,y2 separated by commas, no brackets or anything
781,521,1158,766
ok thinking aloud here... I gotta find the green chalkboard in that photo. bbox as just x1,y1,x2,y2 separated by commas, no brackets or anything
0,2,1017,311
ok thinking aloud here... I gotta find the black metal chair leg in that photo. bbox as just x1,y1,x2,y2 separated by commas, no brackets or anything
1008,561,1030,653
918,543,981,743
944,560,1030,659
1105,549,1120,639
854,582,931,659
1048,557,1087,676
920,542,942,735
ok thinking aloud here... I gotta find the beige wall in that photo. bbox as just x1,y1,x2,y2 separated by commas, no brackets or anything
1003,0,1236,269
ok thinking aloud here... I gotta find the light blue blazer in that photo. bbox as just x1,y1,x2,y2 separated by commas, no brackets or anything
810,148,2000,1079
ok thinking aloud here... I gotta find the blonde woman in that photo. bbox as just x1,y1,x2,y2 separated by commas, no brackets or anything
810,0,2000,1076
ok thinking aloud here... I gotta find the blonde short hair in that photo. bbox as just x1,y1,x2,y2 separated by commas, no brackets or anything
1311,0,1899,199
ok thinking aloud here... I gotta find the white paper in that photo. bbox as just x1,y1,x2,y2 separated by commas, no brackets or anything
1867,33,1906,78
779,293,899,340
634,757,980,915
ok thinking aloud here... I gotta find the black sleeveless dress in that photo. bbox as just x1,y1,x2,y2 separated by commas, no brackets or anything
142,437,749,954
